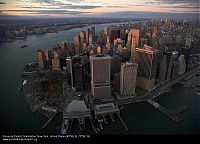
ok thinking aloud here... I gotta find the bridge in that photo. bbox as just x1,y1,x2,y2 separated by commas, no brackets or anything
113,66,200,106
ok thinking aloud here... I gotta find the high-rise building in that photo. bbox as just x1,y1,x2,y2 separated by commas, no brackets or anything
140,38,148,48
183,47,191,72
38,50,46,68
113,72,120,92
90,54,112,100
45,50,52,67
185,36,192,48
80,31,86,45
109,28,120,44
151,26,158,36
130,29,140,48
86,28,91,44
73,58,85,91
66,57,73,86
177,54,186,75
158,51,173,82
120,62,138,97
74,35,81,54
61,41,68,52
52,58,60,70
170,51,179,79
91,27,95,38
136,46,159,91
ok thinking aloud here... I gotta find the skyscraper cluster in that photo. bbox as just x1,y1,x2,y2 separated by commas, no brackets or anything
37,19,192,101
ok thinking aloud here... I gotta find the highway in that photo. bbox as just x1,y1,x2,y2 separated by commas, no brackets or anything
113,66,200,105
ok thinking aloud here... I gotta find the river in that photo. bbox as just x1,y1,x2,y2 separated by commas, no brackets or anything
0,22,199,134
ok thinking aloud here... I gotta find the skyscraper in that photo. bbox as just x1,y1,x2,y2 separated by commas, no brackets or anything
90,54,112,100
130,29,140,48
136,45,159,91
38,50,46,69
109,28,120,44
120,62,138,97
72,57,85,91
45,50,52,67
74,35,81,55
177,54,186,75
80,31,86,45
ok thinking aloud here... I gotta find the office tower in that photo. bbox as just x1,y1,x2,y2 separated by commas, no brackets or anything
97,46,101,54
158,54,167,82
120,47,130,62
38,50,46,69
177,54,186,75
80,31,86,45
52,58,60,70
114,72,120,92
90,54,112,100
91,27,95,39
52,50,59,59
111,56,121,80
74,35,81,54
73,57,85,91
45,50,52,67
158,51,173,82
141,38,148,48
170,51,179,79
136,45,159,91
129,37,136,62
120,62,138,97
86,28,91,44
183,47,191,72
165,52,173,81
66,57,73,86
130,29,140,48
81,54,89,88
185,36,192,48
152,26,158,36
126,31,132,51
106,42,111,51
104,27,109,36
89,33,93,45
109,28,120,44
120,29,126,40
61,41,68,52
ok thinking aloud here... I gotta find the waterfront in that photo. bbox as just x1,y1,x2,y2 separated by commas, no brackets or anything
0,23,199,134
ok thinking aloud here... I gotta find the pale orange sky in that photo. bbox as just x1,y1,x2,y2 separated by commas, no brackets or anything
0,0,199,17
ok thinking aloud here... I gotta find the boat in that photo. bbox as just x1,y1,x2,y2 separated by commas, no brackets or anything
22,80,27,86
20,45,27,48
61,119,69,134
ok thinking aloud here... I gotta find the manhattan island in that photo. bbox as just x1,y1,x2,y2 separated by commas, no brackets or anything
21,19,200,134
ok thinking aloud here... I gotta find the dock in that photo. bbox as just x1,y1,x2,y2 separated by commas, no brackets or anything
147,100,183,123
42,113,57,129
116,114,128,131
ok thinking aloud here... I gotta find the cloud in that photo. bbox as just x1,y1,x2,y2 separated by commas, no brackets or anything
1,9,90,15
0,1,6,4
18,5,101,9
145,0,199,5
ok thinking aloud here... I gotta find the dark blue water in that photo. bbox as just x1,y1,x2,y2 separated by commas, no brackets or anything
0,23,199,134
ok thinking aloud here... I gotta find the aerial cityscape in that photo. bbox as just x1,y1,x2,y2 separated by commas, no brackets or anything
0,0,200,141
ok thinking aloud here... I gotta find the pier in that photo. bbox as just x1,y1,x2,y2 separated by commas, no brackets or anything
116,114,128,131
42,112,57,129
147,100,188,123
114,66,200,106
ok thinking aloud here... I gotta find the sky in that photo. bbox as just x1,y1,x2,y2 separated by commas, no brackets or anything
0,0,199,19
